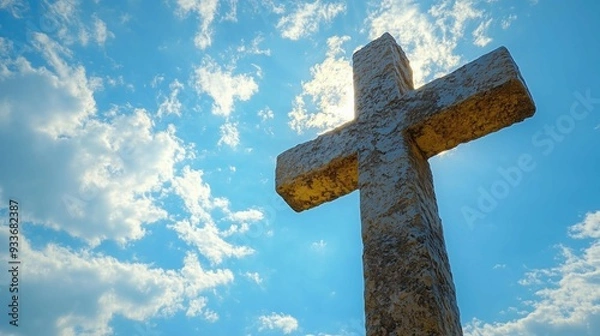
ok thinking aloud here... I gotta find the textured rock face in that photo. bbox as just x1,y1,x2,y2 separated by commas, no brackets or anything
276,32,535,335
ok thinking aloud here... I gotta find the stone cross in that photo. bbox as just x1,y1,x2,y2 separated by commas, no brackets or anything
275,33,535,335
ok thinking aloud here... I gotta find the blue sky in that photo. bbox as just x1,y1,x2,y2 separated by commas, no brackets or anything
0,0,599,335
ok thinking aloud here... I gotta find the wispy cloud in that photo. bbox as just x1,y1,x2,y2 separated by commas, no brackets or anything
569,211,600,238
192,57,259,117
0,29,263,334
192,55,258,147
92,16,114,45
237,34,271,56
42,0,113,47
258,106,274,121
157,79,185,117
473,18,493,47
367,0,492,86
464,211,600,336
0,0,28,18
226,208,264,223
169,166,255,264
223,0,237,22
258,313,299,334
171,166,214,223
276,0,346,40
0,33,187,246
288,35,354,133
244,271,263,285
218,121,240,148
175,0,219,49
0,231,232,335
171,218,254,266
311,239,327,251
501,14,517,29
0,37,11,57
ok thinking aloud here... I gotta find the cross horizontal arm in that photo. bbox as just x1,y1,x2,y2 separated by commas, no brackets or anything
276,122,358,212
402,47,535,158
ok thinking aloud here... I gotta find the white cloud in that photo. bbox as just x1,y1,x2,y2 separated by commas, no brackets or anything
492,264,506,270
311,239,327,251
464,211,600,336
105,74,132,89
0,33,186,246
288,35,354,133
244,271,263,284
203,309,220,322
237,34,271,56
223,0,238,22
226,208,264,223
158,79,185,117
151,74,165,88
367,0,491,86
218,122,240,148
171,219,254,265
179,252,234,299
258,106,274,121
569,211,600,239
0,0,27,18
120,12,132,24
221,222,250,236
169,166,256,264
258,313,299,334
186,297,209,318
192,57,258,117
0,232,232,335
277,0,346,40
175,0,219,49
171,166,214,223
0,16,265,336
0,37,11,55
430,0,485,39
92,16,113,45
257,0,285,15
46,0,77,25
43,0,113,47
473,18,493,47
252,63,264,78
88,75,104,90
501,14,517,29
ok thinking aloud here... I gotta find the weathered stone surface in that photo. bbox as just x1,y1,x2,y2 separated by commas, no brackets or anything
275,32,535,335
275,122,358,212
359,134,459,335
353,32,414,119
403,46,535,158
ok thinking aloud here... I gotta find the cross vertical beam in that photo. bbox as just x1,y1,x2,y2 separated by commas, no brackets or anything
354,33,460,335
358,130,460,335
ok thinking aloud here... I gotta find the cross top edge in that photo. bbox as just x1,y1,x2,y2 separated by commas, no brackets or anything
352,32,414,116
379,32,396,42
355,32,404,55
